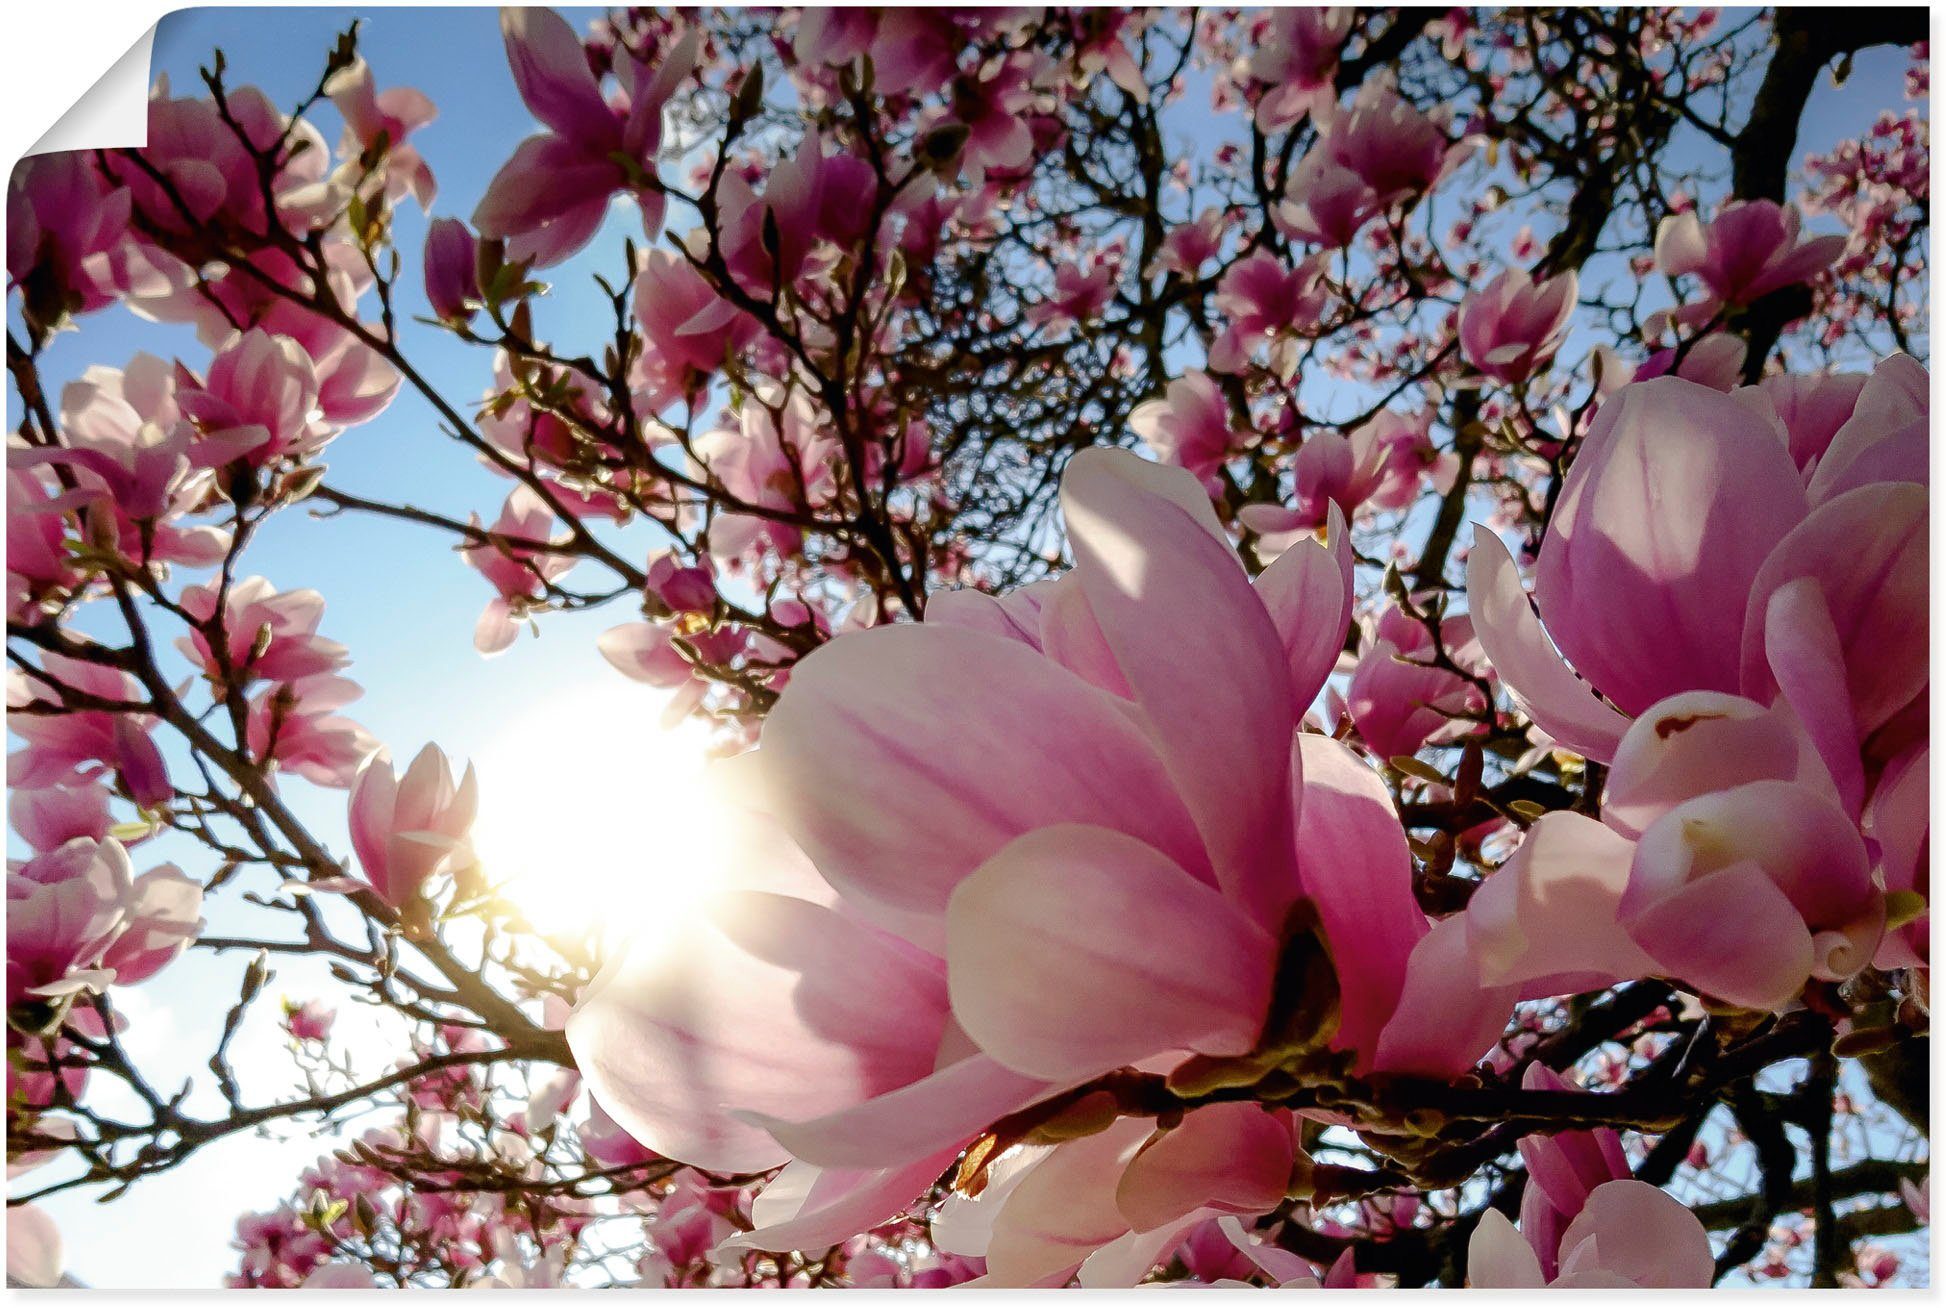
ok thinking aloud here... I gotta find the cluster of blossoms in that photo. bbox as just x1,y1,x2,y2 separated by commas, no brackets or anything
5,4,1930,1292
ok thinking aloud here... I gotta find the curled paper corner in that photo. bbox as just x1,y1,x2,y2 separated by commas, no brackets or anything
22,22,157,160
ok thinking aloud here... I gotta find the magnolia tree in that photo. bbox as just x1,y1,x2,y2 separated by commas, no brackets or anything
4,4,1931,1290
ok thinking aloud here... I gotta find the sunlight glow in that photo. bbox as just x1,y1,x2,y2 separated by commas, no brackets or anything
470,683,730,946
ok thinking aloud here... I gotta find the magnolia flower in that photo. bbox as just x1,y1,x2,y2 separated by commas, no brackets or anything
473,8,699,266
1207,252,1329,376
348,743,479,910
8,655,172,809
1345,603,1489,761
174,328,326,468
96,864,204,986
1146,207,1226,279
571,448,1501,1263
1471,1181,1713,1287
246,674,376,788
6,836,136,1004
322,57,438,209
1655,198,1846,310
1238,409,1442,550
284,998,337,1043
22,356,231,567
1129,369,1239,489
1249,8,1354,131
1415,689,1887,1037
628,248,759,412
1458,267,1578,384
175,577,349,687
463,486,576,654
423,218,480,322
1467,358,1927,763
931,1106,1307,1287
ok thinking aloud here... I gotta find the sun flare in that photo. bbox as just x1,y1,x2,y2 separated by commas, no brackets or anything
469,683,732,945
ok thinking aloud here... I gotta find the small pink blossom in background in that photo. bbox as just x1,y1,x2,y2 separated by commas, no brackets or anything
1458,266,1578,384
283,998,337,1043
463,486,577,654
1129,369,1239,489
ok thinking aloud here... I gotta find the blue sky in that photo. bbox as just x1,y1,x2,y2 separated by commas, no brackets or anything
13,7,1926,1287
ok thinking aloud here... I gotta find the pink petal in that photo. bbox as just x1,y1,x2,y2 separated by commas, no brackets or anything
1292,734,1427,1065
1603,692,1817,839
1253,502,1354,709
983,1118,1151,1287
727,1149,960,1254
1760,579,1865,815
1059,449,1299,923
736,1053,1052,1170
1622,858,1814,1011
1115,1103,1294,1232
1536,377,1808,715
1739,482,1927,740
1466,528,1627,761
566,890,948,1173
752,623,1212,947
1556,1179,1715,1288
1465,812,1657,996
1374,915,1518,1079
1466,1208,1545,1288
499,6,616,142
946,824,1274,1082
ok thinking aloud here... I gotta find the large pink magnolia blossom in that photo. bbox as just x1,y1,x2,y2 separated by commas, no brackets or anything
1458,267,1578,384
8,656,171,809
1468,1066,1713,1287
628,248,760,412
348,743,479,910
105,79,328,240
1129,369,1239,489
474,8,698,267
134,245,400,429
1027,248,1120,334
175,577,350,688
6,836,136,1003
7,153,172,322
598,620,747,725
714,132,877,295
570,448,1491,1266
22,355,233,569
690,392,841,566
1654,198,1846,318
6,469,89,622
1279,80,1471,248
1466,358,1927,764
1145,206,1227,279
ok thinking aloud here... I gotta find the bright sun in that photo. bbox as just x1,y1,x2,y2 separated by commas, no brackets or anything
469,682,731,945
